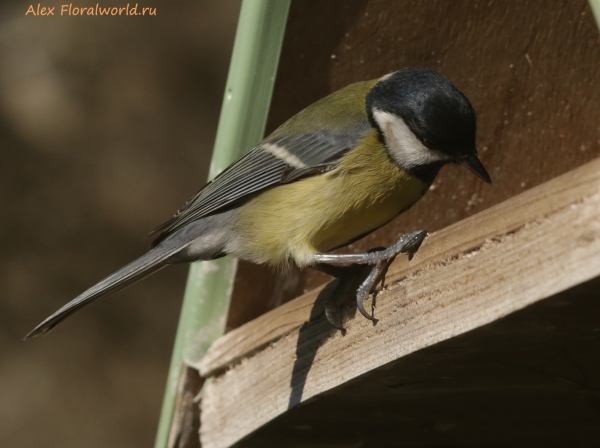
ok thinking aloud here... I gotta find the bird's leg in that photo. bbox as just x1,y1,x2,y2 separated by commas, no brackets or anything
313,230,428,325
313,230,428,266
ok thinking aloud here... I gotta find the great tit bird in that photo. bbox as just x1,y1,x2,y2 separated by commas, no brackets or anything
26,67,491,339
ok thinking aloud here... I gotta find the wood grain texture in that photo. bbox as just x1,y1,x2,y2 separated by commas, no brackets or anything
199,157,600,448
234,277,600,447
167,365,202,448
227,0,600,329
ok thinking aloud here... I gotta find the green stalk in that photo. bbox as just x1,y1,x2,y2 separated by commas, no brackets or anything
590,0,600,30
154,1,290,446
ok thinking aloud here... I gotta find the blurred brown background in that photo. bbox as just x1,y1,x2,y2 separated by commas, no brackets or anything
0,1,240,447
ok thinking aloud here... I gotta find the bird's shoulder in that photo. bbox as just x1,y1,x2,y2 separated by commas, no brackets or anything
267,79,377,138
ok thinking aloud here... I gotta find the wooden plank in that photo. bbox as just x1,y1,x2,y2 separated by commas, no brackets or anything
167,365,202,448
198,157,600,448
234,278,600,447
199,157,600,377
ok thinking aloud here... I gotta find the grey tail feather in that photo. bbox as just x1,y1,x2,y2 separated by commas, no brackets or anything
25,244,180,340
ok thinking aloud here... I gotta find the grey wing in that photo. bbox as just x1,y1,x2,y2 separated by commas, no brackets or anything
150,125,370,245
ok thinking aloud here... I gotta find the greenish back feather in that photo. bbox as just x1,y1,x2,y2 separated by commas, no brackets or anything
266,80,378,138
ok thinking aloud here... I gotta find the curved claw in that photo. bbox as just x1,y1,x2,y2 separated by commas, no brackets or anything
324,306,345,331
356,284,377,322
323,277,350,331
355,259,387,322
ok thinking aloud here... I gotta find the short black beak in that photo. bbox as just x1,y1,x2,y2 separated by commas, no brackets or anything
458,153,492,184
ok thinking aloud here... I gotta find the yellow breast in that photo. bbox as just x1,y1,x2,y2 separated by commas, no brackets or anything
232,130,429,269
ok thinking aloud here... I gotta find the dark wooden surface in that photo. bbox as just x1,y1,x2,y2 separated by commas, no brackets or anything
227,0,600,330
169,365,202,448
233,277,600,448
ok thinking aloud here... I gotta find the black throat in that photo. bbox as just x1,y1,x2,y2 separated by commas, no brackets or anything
405,160,445,185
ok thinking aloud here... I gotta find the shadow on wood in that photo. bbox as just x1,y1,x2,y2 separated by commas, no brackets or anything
237,276,600,447
287,281,338,409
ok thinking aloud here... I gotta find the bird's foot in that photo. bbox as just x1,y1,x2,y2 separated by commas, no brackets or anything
314,230,429,328
320,264,370,330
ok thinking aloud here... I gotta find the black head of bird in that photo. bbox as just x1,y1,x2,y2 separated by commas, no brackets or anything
366,67,491,184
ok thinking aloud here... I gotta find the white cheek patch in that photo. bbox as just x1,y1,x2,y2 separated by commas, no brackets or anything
372,109,449,170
